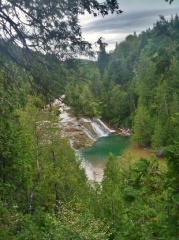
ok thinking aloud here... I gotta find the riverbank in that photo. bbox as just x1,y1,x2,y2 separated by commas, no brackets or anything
122,141,166,165
83,141,166,183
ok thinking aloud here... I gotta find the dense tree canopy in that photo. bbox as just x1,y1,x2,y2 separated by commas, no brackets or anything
0,0,121,59
0,0,174,60
0,1,178,240
0,0,123,101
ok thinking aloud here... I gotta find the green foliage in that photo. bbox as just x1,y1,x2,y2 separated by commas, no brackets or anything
96,37,109,75
0,83,93,239
89,15,179,150
0,6,179,240
0,1,121,59
133,105,152,146
164,142,179,238
102,85,130,127
65,64,102,117
96,154,124,236
17,96,89,213
80,108,176,240
98,153,178,240
57,203,110,240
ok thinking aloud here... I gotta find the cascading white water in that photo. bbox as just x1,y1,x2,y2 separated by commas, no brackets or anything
80,117,114,140
82,127,96,141
91,121,108,138
97,119,115,133
57,99,115,143
57,99,117,182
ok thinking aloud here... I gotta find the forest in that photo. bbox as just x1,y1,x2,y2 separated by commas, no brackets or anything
0,1,179,239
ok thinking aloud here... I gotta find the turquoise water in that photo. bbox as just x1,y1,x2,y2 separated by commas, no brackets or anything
80,134,130,164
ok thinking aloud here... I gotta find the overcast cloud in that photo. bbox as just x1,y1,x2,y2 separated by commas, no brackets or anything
79,0,179,52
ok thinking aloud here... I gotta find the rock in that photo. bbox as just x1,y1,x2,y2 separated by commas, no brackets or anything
58,101,117,150
156,148,166,157
118,128,132,137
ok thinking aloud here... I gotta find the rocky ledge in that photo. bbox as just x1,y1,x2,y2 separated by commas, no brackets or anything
54,99,131,150
118,128,132,137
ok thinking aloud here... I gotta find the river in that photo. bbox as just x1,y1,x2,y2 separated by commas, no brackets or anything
57,99,130,182
78,134,130,182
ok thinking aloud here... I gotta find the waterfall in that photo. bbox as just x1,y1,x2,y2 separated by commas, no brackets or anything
82,126,96,141
81,117,114,140
91,121,108,138
58,100,115,145
57,98,130,184
57,100,115,182
97,119,114,133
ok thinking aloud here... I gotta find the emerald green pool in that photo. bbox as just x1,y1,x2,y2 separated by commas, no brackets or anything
80,134,130,164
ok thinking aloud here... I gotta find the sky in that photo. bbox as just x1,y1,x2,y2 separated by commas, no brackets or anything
79,0,179,52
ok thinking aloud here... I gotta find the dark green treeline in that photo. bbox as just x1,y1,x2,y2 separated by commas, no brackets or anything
66,15,179,150
0,16,179,239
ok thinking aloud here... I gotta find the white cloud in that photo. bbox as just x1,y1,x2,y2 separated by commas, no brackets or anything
79,0,179,52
